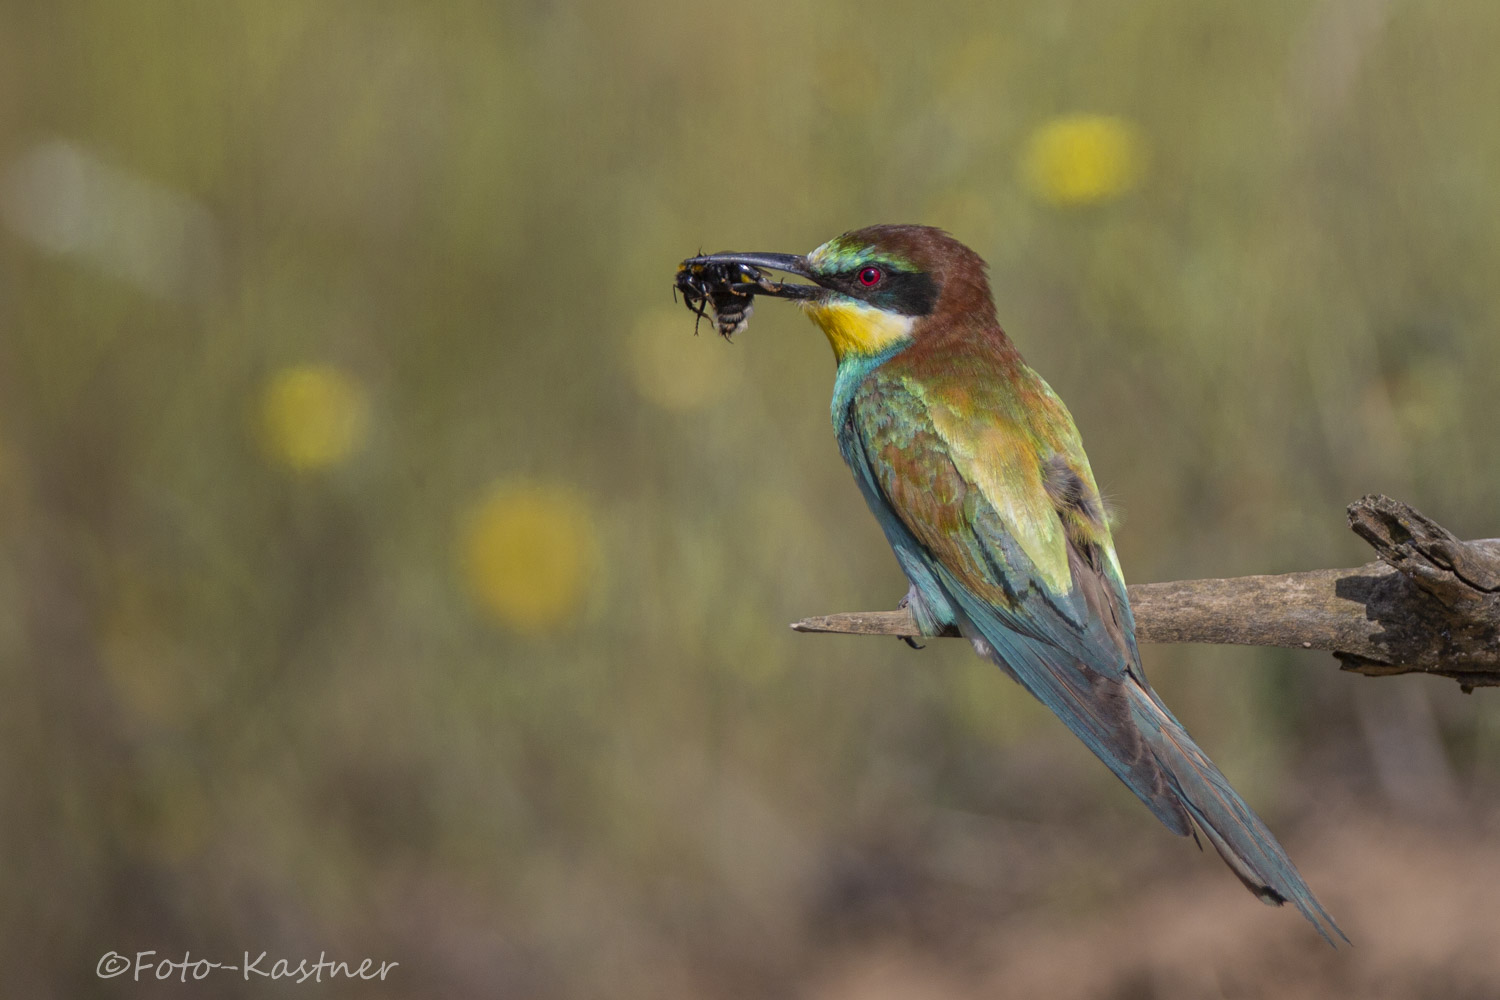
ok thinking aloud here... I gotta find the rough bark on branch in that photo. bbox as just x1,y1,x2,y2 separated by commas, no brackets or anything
790,496,1500,690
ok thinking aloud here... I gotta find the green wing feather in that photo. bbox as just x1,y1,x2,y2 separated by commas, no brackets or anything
850,359,1135,671
844,362,1180,819
838,354,1346,945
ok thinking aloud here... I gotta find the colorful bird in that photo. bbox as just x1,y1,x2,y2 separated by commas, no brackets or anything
683,225,1345,944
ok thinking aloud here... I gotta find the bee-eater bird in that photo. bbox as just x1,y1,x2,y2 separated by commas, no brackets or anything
684,225,1345,944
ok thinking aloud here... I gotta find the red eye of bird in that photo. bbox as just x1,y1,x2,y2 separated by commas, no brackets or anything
858,266,883,287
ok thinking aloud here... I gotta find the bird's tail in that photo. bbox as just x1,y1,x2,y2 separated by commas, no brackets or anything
1126,681,1349,946
950,582,1345,944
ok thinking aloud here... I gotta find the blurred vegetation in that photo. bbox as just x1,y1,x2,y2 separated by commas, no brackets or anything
2,0,1500,996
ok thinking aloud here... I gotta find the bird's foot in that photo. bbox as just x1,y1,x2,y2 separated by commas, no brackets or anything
896,585,955,648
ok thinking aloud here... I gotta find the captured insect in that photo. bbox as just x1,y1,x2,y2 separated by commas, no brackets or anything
674,251,822,338
673,259,766,339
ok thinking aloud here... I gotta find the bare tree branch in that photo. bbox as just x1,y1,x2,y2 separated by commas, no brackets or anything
790,496,1500,690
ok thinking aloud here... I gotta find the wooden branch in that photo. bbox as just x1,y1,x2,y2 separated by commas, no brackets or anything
790,496,1500,690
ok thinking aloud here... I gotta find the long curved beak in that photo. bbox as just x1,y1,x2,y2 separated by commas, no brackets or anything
683,251,823,300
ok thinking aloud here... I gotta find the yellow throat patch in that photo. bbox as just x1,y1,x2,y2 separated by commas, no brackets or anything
801,298,915,362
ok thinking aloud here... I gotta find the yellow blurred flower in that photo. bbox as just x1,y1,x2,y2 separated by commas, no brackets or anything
1020,114,1146,207
628,306,739,412
258,365,370,471
459,480,599,633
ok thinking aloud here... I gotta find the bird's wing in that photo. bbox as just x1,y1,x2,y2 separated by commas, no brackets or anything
840,360,1347,945
846,362,1137,666
842,363,1191,833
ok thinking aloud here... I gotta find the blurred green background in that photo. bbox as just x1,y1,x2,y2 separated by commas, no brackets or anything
3,1,1500,996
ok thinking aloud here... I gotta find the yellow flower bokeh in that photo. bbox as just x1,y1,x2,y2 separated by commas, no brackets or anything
628,306,739,412
1020,114,1146,207
459,480,599,633
258,365,370,471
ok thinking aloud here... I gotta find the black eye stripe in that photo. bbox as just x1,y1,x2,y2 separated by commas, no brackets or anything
833,268,939,317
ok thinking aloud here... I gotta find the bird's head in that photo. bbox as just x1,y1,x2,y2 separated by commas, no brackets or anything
683,224,996,362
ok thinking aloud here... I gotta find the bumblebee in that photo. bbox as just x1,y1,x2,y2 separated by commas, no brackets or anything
673,258,765,339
